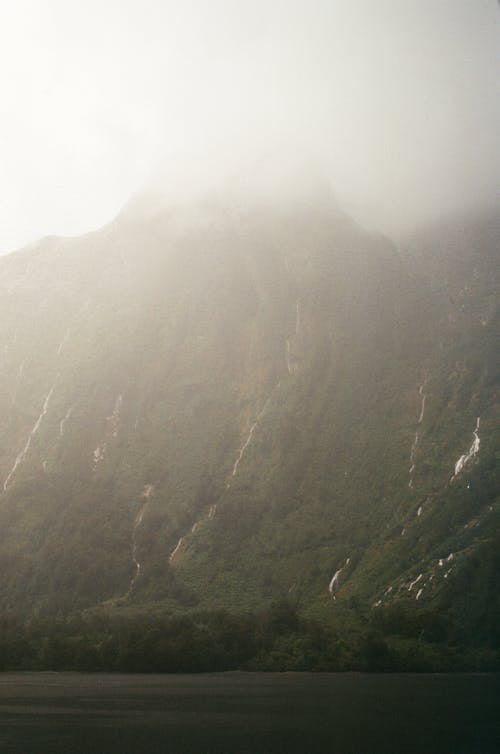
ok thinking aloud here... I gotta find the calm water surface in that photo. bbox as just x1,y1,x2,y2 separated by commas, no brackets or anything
0,672,498,753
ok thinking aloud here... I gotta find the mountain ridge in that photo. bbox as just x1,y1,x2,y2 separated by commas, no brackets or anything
0,196,497,668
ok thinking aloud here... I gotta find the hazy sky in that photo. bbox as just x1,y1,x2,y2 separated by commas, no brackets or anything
0,0,498,253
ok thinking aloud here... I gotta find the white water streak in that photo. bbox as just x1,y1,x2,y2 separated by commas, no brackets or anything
169,537,184,563
229,398,271,482
3,387,55,491
93,394,123,468
59,406,73,437
452,417,480,479
408,381,427,488
408,573,422,591
170,501,218,565
93,446,104,466
231,421,258,478
57,328,70,356
128,485,154,590
110,394,123,437
329,557,350,595
418,395,426,424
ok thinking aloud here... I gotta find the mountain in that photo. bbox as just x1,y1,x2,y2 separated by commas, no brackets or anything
0,190,498,670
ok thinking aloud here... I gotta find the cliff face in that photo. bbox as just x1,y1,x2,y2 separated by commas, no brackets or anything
0,195,497,631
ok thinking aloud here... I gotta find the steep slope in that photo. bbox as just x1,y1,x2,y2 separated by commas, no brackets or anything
0,195,497,645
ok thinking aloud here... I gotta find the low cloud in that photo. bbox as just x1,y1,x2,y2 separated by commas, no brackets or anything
0,0,498,252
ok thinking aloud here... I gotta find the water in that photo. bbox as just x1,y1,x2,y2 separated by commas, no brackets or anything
0,672,498,753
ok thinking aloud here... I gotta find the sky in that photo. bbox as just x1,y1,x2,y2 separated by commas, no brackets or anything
0,0,498,254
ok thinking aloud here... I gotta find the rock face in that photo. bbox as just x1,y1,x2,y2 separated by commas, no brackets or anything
0,193,498,625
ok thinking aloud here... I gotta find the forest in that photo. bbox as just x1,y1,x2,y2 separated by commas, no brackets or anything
1,596,498,674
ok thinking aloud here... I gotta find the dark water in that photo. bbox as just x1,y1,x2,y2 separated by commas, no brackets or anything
0,672,498,754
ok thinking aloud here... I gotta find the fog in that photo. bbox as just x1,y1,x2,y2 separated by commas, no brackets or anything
0,0,498,253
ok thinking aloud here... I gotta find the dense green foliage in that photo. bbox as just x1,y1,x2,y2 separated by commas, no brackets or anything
0,602,500,673
1,598,498,674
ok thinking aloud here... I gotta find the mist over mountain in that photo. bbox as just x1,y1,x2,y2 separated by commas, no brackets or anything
1,1,498,253
0,181,498,671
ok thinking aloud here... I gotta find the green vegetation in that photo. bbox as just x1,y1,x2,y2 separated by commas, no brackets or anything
1,598,498,673
0,200,497,671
